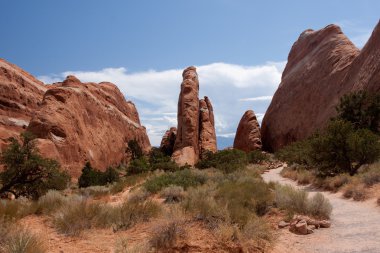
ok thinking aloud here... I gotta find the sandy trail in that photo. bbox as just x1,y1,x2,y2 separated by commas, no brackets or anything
263,167,380,253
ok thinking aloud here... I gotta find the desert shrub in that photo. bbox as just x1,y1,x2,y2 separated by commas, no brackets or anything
127,188,150,203
306,193,332,219
0,198,35,220
144,169,206,193
78,162,119,188
280,166,299,181
1,227,47,253
241,217,273,243
216,179,273,225
127,157,150,175
214,222,240,242
336,90,380,133
53,198,105,236
111,198,161,231
274,184,308,215
297,170,314,185
0,132,70,199
149,220,185,250
35,190,67,215
196,149,248,173
323,174,350,192
128,140,144,160
343,180,367,201
160,185,185,203
360,163,380,186
114,237,150,253
78,185,110,198
182,184,229,224
247,150,269,164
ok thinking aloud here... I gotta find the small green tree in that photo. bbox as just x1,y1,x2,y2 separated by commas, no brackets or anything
0,132,70,199
309,120,380,176
127,140,143,160
78,162,119,188
336,90,380,133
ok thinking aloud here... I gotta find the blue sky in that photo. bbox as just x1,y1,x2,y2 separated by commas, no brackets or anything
1,1,379,147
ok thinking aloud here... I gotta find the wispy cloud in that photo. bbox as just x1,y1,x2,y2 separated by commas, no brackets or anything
39,61,285,146
239,96,273,102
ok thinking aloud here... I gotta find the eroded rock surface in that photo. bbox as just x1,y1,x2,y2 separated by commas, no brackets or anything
160,127,177,156
0,59,46,152
172,67,217,165
261,22,380,151
27,75,151,177
233,110,262,152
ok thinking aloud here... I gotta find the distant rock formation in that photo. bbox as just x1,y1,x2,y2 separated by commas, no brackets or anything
261,21,380,152
27,75,151,177
160,127,177,156
199,96,217,158
233,110,262,152
172,67,217,165
0,59,151,177
0,59,46,152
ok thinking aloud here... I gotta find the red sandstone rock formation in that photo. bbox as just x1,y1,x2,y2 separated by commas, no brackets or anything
261,21,380,152
160,127,177,156
233,110,262,152
0,59,46,153
172,67,217,165
26,75,151,177
199,96,217,158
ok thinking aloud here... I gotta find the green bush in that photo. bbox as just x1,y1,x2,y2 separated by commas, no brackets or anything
216,179,273,226
247,150,269,164
336,90,380,133
144,169,206,193
196,149,248,173
0,132,70,199
78,162,119,188
127,157,150,175
275,139,311,166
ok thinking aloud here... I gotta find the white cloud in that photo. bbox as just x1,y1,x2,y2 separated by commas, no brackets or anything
38,61,285,146
239,96,273,102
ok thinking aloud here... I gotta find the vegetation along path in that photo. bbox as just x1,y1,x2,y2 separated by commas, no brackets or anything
263,167,380,253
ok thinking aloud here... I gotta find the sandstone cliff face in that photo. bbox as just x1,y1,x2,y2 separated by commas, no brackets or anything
261,24,362,152
0,59,46,152
199,96,217,158
172,67,217,165
26,75,151,177
233,110,262,152
160,127,177,156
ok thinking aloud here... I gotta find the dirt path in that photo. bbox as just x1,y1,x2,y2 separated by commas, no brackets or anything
263,167,380,253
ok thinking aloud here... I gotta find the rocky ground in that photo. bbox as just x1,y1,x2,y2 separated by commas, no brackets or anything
263,167,380,253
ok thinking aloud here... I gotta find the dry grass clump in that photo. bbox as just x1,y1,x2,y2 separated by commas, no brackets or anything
149,220,186,251
343,180,368,201
214,222,240,242
297,170,314,185
322,174,350,192
360,162,380,187
306,193,332,219
0,219,46,253
274,184,332,219
0,198,35,220
35,190,67,215
159,185,185,203
78,185,111,198
111,197,161,231
114,237,150,253
53,198,105,236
